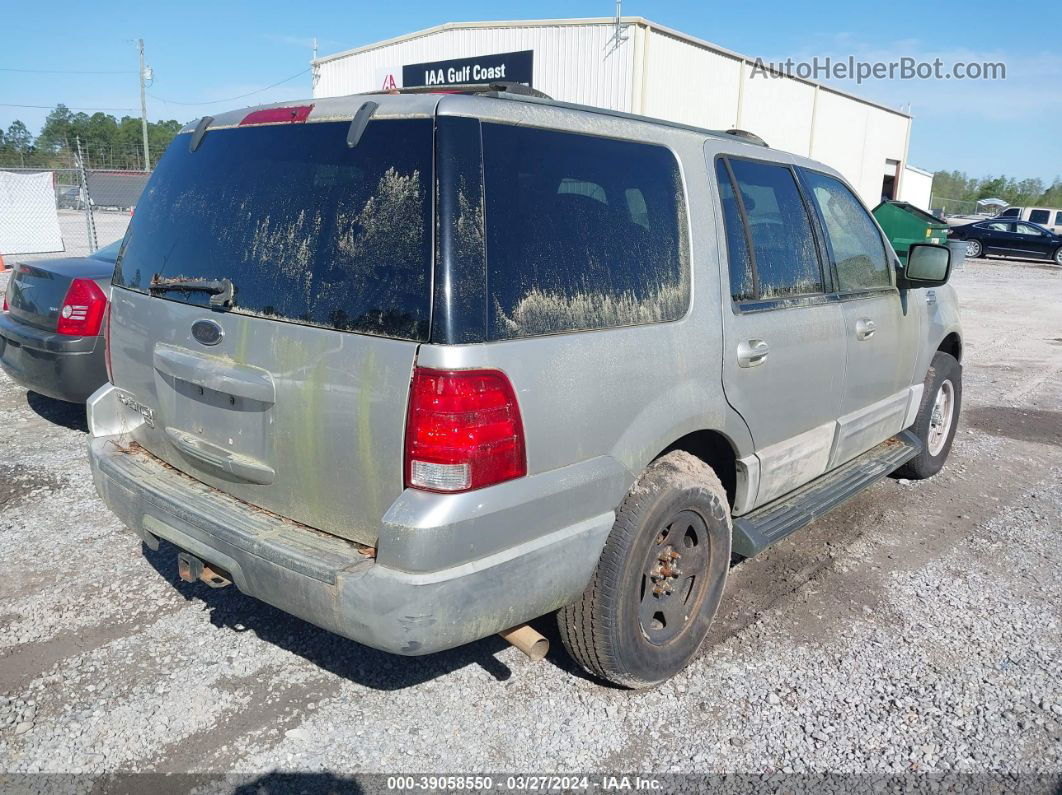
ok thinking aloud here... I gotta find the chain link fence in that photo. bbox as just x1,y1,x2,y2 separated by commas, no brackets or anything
928,194,1010,221
1,138,148,266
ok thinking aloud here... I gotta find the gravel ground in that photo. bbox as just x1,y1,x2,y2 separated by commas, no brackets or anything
0,256,1059,788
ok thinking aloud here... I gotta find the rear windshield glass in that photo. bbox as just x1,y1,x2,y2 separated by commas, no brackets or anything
481,124,689,339
113,119,433,341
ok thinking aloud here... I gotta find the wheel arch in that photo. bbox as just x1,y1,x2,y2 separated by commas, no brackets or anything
938,331,963,363
655,429,739,509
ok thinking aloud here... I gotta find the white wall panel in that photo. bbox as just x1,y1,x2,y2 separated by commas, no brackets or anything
861,107,911,204
641,30,741,129
810,90,871,199
900,167,933,211
737,69,816,156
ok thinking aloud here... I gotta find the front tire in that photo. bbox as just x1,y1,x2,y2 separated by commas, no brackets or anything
966,239,983,258
558,452,731,688
896,351,962,479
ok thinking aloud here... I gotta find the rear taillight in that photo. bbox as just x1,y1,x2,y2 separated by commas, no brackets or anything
103,303,113,381
56,278,107,336
404,367,526,493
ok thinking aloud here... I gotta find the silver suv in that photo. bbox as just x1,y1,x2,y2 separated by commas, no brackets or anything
87,89,961,687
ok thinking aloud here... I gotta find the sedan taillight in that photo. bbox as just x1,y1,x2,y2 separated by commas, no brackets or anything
56,278,107,336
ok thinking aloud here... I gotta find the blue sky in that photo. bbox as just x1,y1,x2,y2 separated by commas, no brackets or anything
2,0,1059,181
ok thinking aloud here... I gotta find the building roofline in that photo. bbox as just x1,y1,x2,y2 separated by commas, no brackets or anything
904,164,934,177
313,18,629,64
313,17,912,120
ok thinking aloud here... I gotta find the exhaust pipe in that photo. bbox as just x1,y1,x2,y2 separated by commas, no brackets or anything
499,624,549,661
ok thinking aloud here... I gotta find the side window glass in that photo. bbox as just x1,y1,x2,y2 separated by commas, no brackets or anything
482,124,690,339
800,169,891,291
1028,209,1050,224
715,159,755,301
1016,223,1042,235
1055,212,1062,227
727,159,823,299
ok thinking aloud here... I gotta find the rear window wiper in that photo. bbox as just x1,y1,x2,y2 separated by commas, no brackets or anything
149,276,234,309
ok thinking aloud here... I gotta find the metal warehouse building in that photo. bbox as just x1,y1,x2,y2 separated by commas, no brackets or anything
312,17,932,209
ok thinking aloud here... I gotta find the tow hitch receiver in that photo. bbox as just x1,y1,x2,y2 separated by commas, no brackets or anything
177,551,232,589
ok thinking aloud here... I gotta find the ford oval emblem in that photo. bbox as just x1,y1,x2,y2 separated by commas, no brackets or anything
191,319,224,346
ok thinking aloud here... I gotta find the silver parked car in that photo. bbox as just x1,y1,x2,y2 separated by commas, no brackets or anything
86,89,961,687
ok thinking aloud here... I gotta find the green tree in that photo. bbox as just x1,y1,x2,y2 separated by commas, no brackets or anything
0,104,185,169
37,103,74,152
5,120,33,166
1041,178,1062,207
932,171,1062,212
977,176,1007,200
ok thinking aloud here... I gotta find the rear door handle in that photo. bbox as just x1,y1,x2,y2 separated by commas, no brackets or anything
737,339,769,368
855,318,876,340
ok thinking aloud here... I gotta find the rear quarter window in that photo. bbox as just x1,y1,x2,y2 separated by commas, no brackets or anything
480,124,690,339
113,119,433,341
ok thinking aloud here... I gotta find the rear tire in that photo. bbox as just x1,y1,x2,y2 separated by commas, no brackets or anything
1053,246,1062,266
895,351,962,480
558,452,731,688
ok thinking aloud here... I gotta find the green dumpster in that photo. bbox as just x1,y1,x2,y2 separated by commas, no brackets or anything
872,201,950,263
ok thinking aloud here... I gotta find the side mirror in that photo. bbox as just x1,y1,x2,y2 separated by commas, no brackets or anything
899,243,951,289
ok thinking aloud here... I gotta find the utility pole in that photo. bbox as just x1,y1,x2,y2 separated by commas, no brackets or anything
137,38,150,170
312,36,320,91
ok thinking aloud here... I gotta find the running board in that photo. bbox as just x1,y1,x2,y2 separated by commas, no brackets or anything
731,430,922,558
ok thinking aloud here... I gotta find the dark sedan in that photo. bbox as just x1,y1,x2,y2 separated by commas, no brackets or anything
0,239,120,403
948,219,1062,265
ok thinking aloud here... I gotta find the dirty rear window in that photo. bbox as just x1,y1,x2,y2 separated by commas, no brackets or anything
113,119,433,341
481,124,689,339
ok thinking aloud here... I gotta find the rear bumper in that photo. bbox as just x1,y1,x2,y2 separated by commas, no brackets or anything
0,313,106,403
87,396,620,655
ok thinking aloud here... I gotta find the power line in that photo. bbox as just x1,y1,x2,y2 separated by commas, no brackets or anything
2,65,311,117
0,67,136,74
0,102,140,111
149,68,310,106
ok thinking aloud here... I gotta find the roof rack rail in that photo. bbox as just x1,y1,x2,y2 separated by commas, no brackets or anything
725,128,768,147
366,81,553,100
